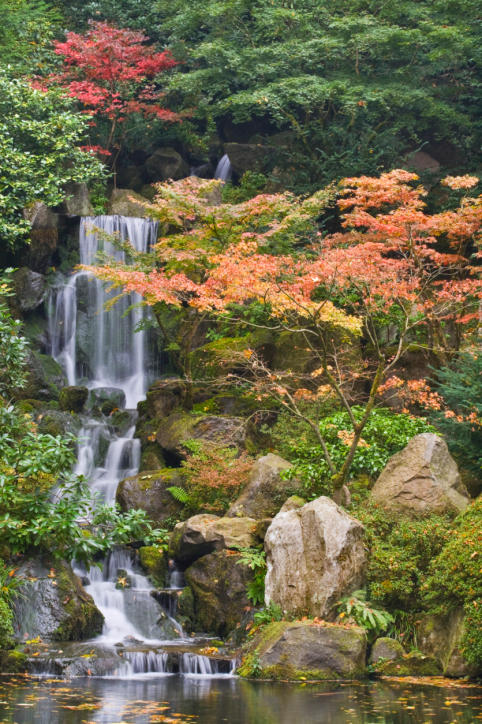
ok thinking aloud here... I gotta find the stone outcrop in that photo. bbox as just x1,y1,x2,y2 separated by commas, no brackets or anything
13,558,104,642
370,433,469,518
418,609,478,677
12,268,46,311
87,387,126,411
156,412,246,461
108,188,147,217
227,453,297,519
138,546,168,588
146,386,178,419
116,469,184,524
145,148,189,182
22,201,59,273
223,143,274,176
369,637,405,664
17,352,65,401
264,496,366,618
59,182,94,216
374,651,441,677
59,385,88,413
184,550,254,637
240,621,367,680
169,514,258,564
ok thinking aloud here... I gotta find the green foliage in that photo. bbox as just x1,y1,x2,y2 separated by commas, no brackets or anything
429,353,482,473
0,272,28,397
0,598,13,650
277,406,435,495
254,602,284,627
0,72,103,249
234,546,267,606
156,0,482,192
355,504,450,611
166,486,191,505
222,172,267,204
0,0,61,72
0,565,25,606
336,590,393,642
423,498,482,665
238,649,263,678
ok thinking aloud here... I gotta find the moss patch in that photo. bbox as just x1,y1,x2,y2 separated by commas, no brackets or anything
0,650,27,674
139,546,168,588
375,652,441,676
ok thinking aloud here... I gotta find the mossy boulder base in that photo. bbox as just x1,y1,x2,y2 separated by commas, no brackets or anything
116,469,184,524
59,385,88,413
242,621,367,680
418,609,479,677
264,497,366,618
370,433,469,518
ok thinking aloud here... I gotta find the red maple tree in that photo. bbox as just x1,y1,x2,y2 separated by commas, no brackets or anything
45,21,179,174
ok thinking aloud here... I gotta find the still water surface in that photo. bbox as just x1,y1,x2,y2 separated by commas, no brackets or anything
0,676,481,724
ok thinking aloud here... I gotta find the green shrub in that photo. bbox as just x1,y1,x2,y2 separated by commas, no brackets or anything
234,547,267,606
222,172,267,204
274,406,435,496
0,599,13,650
336,590,393,643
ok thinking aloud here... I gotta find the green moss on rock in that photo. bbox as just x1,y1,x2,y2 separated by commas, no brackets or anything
139,546,168,588
0,650,27,673
375,652,441,676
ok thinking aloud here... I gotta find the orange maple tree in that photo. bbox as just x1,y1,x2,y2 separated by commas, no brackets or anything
82,171,482,502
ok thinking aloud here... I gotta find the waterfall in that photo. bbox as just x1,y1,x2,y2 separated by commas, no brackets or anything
214,154,233,184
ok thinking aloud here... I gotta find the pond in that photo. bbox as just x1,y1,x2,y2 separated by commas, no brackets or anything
0,675,481,724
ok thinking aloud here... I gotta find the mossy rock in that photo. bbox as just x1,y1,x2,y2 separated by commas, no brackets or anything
17,351,65,402
156,412,247,461
0,650,28,674
59,386,89,413
375,651,442,676
116,469,184,524
138,546,168,588
271,331,314,374
240,620,367,680
177,586,196,633
369,637,405,664
191,330,274,381
139,444,166,472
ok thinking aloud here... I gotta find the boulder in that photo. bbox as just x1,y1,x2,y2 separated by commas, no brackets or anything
370,433,469,518
223,143,274,176
405,150,440,174
23,201,58,230
59,182,94,216
375,651,441,676
156,412,247,461
12,268,46,311
418,609,478,677
146,387,178,419
17,351,65,402
264,496,366,618
145,147,189,182
116,469,184,524
184,550,254,637
169,514,258,564
22,201,59,272
279,495,306,513
240,621,367,680
86,386,126,411
227,453,298,519
138,546,168,588
59,385,88,413
37,409,82,438
108,188,147,217
369,637,405,664
12,558,104,642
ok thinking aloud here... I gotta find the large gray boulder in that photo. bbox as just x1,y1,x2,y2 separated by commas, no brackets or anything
108,188,147,217
264,496,366,618
241,621,367,680
169,513,258,564
116,469,184,524
13,558,103,642
156,412,246,461
370,433,469,518
184,550,254,637
59,182,94,216
12,268,46,312
369,637,405,664
227,453,297,519
418,609,479,677
145,148,189,182
23,201,58,230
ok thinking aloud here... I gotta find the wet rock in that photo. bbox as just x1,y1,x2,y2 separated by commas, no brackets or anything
138,546,168,588
370,433,469,518
264,496,366,618
116,469,184,524
59,182,94,216
223,143,274,176
240,621,367,680
87,386,126,411
185,550,254,637
418,609,478,677
145,148,189,182
108,188,147,217
156,412,247,461
227,453,298,519
59,385,88,413
169,514,258,564
375,651,441,676
17,351,65,401
13,557,104,642
36,409,82,438
12,267,46,311
369,637,405,664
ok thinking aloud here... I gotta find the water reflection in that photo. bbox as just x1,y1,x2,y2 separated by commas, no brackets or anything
0,676,481,724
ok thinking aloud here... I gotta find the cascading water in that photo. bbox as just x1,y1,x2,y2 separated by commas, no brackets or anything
46,214,234,678
214,154,233,183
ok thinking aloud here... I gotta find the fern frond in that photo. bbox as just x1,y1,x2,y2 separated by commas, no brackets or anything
166,486,191,504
